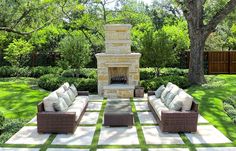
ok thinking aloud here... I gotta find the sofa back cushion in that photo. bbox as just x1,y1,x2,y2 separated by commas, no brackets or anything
56,91,73,106
43,92,59,112
177,89,193,111
55,86,65,94
155,85,165,98
62,82,70,90
53,97,68,112
161,82,174,103
168,95,183,111
67,89,76,102
70,84,78,97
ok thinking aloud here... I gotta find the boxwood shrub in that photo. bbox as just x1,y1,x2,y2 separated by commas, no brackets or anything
0,66,63,78
223,97,236,124
61,68,97,79
140,75,190,92
0,112,5,130
38,74,97,93
140,68,188,80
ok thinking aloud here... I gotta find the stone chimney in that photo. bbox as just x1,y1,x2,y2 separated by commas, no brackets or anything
96,24,141,98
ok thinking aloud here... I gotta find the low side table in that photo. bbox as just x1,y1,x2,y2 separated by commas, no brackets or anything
104,100,134,127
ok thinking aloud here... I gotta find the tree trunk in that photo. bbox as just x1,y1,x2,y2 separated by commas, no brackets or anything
188,30,206,85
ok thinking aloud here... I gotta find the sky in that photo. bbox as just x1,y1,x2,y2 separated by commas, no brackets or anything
139,0,153,5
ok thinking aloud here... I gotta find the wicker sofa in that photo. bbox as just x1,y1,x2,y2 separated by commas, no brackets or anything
37,83,89,134
148,82,198,133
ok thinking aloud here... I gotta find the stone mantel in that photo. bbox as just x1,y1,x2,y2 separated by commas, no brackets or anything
95,53,141,58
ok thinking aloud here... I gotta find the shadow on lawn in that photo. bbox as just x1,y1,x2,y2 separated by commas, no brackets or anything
0,78,49,119
187,75,236,145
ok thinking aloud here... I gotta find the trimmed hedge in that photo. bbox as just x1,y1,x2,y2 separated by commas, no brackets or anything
38,74,97,93
140,68,188,80
61,68,97,79
140,75,190,92
0,66,63,78
39,74,190,93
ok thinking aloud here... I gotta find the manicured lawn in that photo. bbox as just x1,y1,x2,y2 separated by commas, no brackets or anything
187,75,236,145
0,77,49,119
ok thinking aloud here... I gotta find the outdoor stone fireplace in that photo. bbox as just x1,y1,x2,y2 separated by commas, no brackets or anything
96,24,141,98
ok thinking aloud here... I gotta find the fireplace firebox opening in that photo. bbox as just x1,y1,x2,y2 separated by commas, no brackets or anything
108,67,128,84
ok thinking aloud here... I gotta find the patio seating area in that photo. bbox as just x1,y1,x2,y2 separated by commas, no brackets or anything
0,94,235,151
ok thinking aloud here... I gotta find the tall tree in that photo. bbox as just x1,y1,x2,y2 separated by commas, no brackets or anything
176,0,236,85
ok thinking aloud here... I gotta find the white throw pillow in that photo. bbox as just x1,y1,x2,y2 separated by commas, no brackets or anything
168,95,183,111
70,84,78,96
160,83,174,102
43,92,59,111
67,89,76,101
56,91,72,106
62,82,70,90
178,89,193,111
155,85,165,98
55,86,65,94
53,97,68,112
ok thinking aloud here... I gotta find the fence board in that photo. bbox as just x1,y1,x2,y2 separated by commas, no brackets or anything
208,51,236,74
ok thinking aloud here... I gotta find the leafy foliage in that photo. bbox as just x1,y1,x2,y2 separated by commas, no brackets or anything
4,39,34,67
140,28,178,71
57,31,91,70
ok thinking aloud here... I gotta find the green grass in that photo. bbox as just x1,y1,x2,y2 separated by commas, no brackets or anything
186,75,236,145
0,77,49,119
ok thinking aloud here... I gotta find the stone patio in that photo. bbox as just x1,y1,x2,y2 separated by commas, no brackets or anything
142,126,184,144
2,95,235,151
98,127,139,145
5,126,50,145
51,126,96,145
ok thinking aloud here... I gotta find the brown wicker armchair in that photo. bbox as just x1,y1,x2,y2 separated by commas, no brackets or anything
148,91,198,133
37,91,89,134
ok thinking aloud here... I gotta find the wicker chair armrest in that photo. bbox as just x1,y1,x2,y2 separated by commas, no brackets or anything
78,91,89,96
161,110,198,120
37,101,44,112
148,91,155,96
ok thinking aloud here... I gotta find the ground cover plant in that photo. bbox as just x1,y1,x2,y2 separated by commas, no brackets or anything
224,96,236,123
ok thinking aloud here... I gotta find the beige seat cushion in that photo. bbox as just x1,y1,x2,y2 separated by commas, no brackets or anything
149,98,169,120
156,106,169,120
43,92,59,112
148,95,156,101
67,108,82,121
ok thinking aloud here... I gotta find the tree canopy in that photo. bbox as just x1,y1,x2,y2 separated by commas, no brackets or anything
1,0,236,83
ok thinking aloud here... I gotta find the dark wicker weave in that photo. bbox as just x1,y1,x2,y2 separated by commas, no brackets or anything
148,91,198,133
37,91,89,134
104,100,133,127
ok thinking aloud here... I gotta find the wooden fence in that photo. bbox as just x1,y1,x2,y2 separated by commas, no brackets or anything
207,51,236,74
